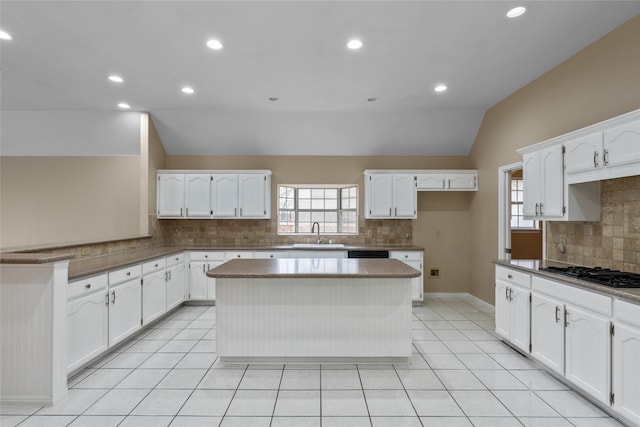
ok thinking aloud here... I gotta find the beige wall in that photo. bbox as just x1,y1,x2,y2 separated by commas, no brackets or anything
167,155,472,293
148,116,168,215
468,15,640,303
0,156,141,250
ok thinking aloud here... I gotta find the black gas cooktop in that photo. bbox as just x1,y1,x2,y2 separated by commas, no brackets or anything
539,266,640,288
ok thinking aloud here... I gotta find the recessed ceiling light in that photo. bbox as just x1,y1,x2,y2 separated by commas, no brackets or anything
181,86,195,94
506,6,527,18
434,84,448,93
0,30,12,40
117,102,131,109
206,39,223,50
367,97,377,102
108,75,123,83
347,39,363,50
268,97,279,102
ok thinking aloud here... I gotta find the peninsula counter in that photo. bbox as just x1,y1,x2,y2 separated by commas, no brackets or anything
207,258,420,364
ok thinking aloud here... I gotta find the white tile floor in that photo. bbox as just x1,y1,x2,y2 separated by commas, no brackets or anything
0,297,629,427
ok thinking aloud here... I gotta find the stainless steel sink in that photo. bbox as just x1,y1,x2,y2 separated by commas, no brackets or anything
291,243,345,248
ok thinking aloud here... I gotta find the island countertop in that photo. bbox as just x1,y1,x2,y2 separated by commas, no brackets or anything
207,258,421,279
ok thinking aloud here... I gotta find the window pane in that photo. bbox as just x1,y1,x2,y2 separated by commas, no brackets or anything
511,206,519,216
299,199,311,210
325,199,337,210
311,199,324,210
311,189,324,198
311,212,324,223
298,188,311,198
325,189,337,199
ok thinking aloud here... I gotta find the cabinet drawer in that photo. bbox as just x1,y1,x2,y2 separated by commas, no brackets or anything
390,251,422,262
190,251,225,261
166,252,185,267
68,274,108,301
496,266,531,289
615,299,640,328
253,251,288,259
532,276,612,316
142,258,166,275
225,251,254,260
108,264,142,286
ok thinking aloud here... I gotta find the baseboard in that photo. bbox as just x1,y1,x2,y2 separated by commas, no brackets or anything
424,292,494,310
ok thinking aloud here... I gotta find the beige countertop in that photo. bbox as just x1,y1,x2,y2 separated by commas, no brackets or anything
207,258,422,279
0,244,423,281
494,259,640,305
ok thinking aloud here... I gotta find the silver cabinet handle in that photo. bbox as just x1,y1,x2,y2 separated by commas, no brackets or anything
539,203,544,215
448,179,451,189
555,306,560,323
564,309,570,327
180,208,183,217
535,203,539,216
202,264,205,273
270,254,274,258
126,272,131,276
111,290,116,304
169,271,172,280
507,274,512,279
505,287,510,300
594,151,599,167
603,149,609,166
85,283,91,289
509,288,513,301
105,293,110,305
154,263,159,268
234,208,237,216
237,254,241,258
186,208,189,216
389,208,392,216
239,208,242,216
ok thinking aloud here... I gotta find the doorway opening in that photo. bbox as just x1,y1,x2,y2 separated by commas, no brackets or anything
498,162,543,260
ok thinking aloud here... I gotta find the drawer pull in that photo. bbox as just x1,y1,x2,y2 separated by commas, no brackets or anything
564,309,570,327
505,287,510,301
555,306,560,323
507,274,512,279
126,272,131,276
111,290,116,304
270,254,274,258
85,283,91,289
237,254,241,258
205,254,208,258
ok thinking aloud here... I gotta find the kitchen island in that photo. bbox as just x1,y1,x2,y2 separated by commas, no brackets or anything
207,258,420,364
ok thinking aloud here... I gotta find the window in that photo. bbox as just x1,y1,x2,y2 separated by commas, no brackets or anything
510,176,539,229
278,185,358,234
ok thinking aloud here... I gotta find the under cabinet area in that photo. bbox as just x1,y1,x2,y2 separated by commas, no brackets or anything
157,170,272,219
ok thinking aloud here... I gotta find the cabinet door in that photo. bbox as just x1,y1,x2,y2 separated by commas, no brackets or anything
108,279,142,347
416,174,445,191
185,174,211,217
393,175,417,218
540,145,564,218
166,264,185,311
211,174,239,217
509,285,530,353
157,174,185,217
565,305,610,404
531,293,564,374
612,322,640,425
604,119,640,169
67,291,108,373
367,174,394,217
405,260,423,301
522,153,540,218
206,261,224,300
494,281,511,340
142,271,167,325
447,174,477,191
239,174,269,218
564,132,603,175
189,262,209,300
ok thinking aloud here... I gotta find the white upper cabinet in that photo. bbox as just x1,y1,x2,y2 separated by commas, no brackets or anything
565,115,640,184
239,174,270,218
211,174,239,217
185,174,211,217
364,173,416,219
416,171,478,191
157,174,185,218
157,170,271,219
523,145,564,219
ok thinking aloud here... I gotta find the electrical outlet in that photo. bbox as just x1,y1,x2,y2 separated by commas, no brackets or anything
130,241,137,249
255,231,264,237
430,268,440,278
367,229,373,237
80,247,91,256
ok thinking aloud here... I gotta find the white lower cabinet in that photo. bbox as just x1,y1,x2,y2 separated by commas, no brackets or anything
564,303,611,404
67,274,109,373
166,262,185,310
188,252,225,300
389,251,423,302
531,292,565,375
494,266,531,354
108,278,142,347
612,299,640,425
142,270,167,326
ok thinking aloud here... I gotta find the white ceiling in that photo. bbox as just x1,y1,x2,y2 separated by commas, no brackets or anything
1,1,639,156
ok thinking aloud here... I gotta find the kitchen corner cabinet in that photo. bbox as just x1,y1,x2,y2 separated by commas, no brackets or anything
108,265,143,347
364,173,417,219
612,300,640,425
67,274,109,373
494,266,530,354
389,251,423,302
157,174,185,218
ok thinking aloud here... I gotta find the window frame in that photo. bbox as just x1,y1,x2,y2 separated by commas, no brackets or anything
510,176,539,230
277,184,358,235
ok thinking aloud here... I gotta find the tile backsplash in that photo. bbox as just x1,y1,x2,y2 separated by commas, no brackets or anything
546,175,640,273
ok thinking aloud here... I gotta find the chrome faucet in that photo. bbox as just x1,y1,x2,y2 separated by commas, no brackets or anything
311,222,322,244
